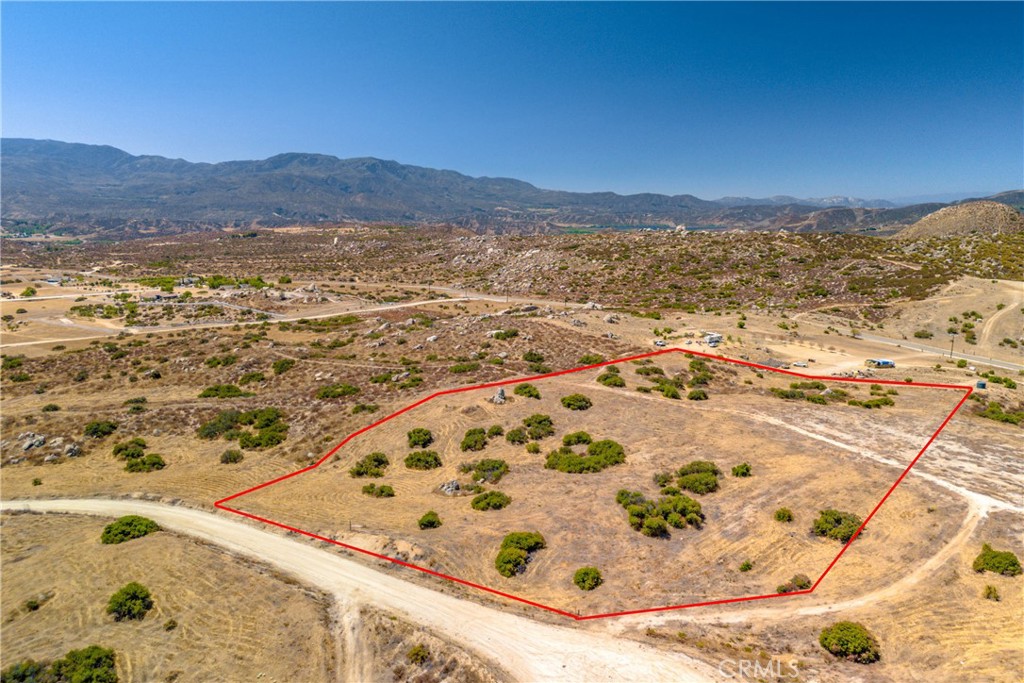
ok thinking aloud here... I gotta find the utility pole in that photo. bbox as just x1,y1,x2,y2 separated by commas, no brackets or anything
949,332,956,359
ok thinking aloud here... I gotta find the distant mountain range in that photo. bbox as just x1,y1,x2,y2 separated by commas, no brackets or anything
2,138,1021,238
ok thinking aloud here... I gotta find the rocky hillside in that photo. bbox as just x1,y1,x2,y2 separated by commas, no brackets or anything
895,201,1024,241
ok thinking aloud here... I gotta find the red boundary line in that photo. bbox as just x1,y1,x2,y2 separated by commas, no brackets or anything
215,348,972,621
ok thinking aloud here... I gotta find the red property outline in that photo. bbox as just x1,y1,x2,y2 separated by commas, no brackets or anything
215,348,973,621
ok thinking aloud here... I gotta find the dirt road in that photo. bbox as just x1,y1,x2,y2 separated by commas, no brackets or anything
0,498,720,683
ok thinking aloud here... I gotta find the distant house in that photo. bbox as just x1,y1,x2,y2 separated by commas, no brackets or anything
704,332,723,346
865,359,896,368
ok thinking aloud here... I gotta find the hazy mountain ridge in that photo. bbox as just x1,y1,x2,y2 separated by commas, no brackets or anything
2,138,1019,237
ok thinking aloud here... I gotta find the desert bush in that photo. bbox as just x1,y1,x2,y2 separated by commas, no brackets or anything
523,414,555,440
220,449,244,464
465,458,509,483
272,358,295,375
460,427,488,452
597,372,626,387
316,383,359,399
513,383,541,399
616,489,703,536
125,454,165,473
471,491,512,510
573,566,603,591
352,403,379,414
42,403,60,412
198,384,253,399
487,424,504,438
776,573,813,594
812,509,863,543
350,452,389,478
493,329,519,341
578,354,605,365
977,401,1024,425
678,472,719,494
84,420,118,438
505,427,528,445
5,646,118,683
107,582,153,621
819,621,880,664
739,560,753,572
404,450,442,470
361,483,395,498
418,511,442,529
731,462,752,477
545,439,625,473
526,442,541,454
112,437,147,460
983,585,1000,601
687,388,709,401
239,371,265,385
677,461,721,476
494,531,546,578
972,544,1022,576
774,507,794,523
562,431,592,446
406,428,434,448
407,644,430,666
101,515,160,544
450,362,480,373
560,393,593,410
522,350,545,363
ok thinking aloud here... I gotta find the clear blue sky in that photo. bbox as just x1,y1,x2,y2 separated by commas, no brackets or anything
3,2,1021,199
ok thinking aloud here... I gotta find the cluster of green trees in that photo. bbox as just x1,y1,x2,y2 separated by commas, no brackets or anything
112,437,165,473
597,366,626,387
812,509,863,543
362,483,395,498
495,532,546,577
675,461,722,494
350,452,389,478
848,396,895,409
460,459,509,484
2,646,118,683
196,407,288,449
616,489,703,537
545,439,625,473
978,401,1024,425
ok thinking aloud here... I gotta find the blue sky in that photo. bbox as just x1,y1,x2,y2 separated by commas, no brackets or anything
2,2,1021,199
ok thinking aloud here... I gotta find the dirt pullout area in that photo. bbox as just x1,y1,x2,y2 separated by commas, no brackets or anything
233,359,970,616
0,511,336,682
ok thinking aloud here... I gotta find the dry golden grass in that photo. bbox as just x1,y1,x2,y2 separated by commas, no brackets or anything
0,511,335,682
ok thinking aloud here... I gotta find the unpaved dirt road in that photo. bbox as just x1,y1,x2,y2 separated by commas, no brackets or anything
1,498,720,683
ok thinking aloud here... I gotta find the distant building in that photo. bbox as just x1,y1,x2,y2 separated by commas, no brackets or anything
704,332,723,346
865,359,896,368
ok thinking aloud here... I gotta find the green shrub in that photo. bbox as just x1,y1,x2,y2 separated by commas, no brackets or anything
404,450,442,470
739,560,753,572
125,454,165,473
199,384,252,399
731,462,752,477
107,582,153,621
983,584,1001,601
101,515,160,544
352,403,379,414
460,428,488,452
361,483,395,498
407,644,430,666
560,393,593,410
523,414,554,440
522,350,545,363
562,431,592,446
495,547,528,578
112,438,147,460
316,383,359,399
597,372,626,387
776,574,813,594
678,472,719,494
239,371,265,385
526,442,540,454
220,449,244,464
819,621,881,664
418,511,442,529
471,491,512,510
687,388,709,401
40,645,118,683
972,544,1022,576
450,362,480,373
403,428,432,451
812,509,863,543
545,440,625,473
578,354,605,365
350,452,389,478
272,358,296,375
513,383,541,399
616,489,703,536
913,329,933,339
573,566,603,591
677,461,721,477
42,403,60,412
465,458,509,483
775,507,794,523
505,427,528,445
493,329,519,340
84,420,118,439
